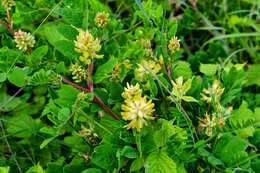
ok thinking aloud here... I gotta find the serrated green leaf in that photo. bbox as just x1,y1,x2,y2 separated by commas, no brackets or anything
145,151,177,173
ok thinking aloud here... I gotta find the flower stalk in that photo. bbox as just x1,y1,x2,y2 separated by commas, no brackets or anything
62,78,120,120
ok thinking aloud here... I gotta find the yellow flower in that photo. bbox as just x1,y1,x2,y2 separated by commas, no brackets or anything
74,29,103,65
14,30,35,51
121,83,155,131
168,36,180,54
69,63,87,83
199,113,217,137
201,80,225,104
135,60,161,82
121,83,142,100
2,0,15,11
95,12,109,28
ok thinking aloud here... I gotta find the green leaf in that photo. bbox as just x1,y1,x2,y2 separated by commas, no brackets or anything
182,96,198,103
0,167,9,173
228,101,255,128
168,20,178,38
54,40,79,60
58,107,71,121
145,150,177,173
148,75,158,97
6,115,39,138
213,133,249,166
130,157,144,172
30,45,48,64
246,64,260,86
0,72,7,82
182,78,192,94
81,168,103,173
153,119,176,147
7,67,27,87
153,119,187,147
91,143,117,170
173,61,192,79
26,164,44,173
199,63,218,76
120,146,137,159
94,58,118,83
40,136,57,149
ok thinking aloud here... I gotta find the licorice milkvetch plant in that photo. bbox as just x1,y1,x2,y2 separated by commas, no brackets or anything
1,0,260,173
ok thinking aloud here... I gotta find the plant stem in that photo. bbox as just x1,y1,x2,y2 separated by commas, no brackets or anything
88,61,94,92
62,78,120,120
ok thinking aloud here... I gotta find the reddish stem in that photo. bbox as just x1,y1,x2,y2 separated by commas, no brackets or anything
62,78,120,120
6,10,14,35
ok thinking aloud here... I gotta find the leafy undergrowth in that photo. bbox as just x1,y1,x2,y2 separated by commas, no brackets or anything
0,0,260,173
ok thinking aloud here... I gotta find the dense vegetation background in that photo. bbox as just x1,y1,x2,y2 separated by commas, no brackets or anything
0,0,260,172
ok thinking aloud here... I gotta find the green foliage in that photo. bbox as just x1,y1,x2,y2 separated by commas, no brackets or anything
0,0,260,172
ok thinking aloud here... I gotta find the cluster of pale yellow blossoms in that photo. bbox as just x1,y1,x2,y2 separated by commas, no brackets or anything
201,80,225,104
74,29,103,65
168,36,180,54
121,83,155,131
95,12,109,28
140,38,154,58
199,80,232,136
14,30,35,51
69,63,87,83
135,60,161,82
2,0,15,11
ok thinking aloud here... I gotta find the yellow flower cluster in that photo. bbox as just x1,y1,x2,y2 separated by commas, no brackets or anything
2,0,15,11
121,83,155,131
199,113,217,137
95,12,109,28
74,29,103,65
201,80,225,104
140,38,153,58
14,30,35,52
168,36,180,54
135,60,161,82
199,80,232,136
69,63,87,83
